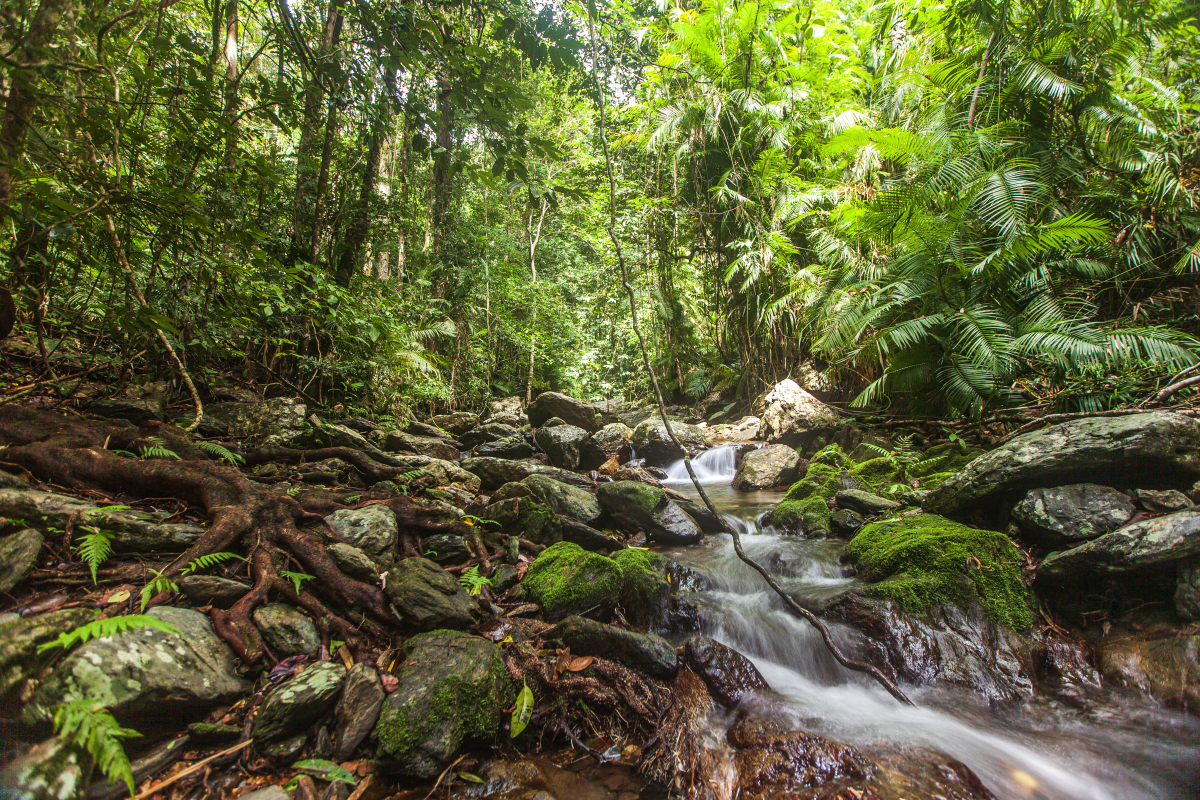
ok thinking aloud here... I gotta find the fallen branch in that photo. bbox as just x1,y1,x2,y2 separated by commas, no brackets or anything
133,740,252,799
584,9,911,707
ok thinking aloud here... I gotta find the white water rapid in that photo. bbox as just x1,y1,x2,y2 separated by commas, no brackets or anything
656,456,1200,800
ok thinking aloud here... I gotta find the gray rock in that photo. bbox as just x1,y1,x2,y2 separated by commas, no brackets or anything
534,423,589,470
927,412,1200,515
674,498,725,534
581,422,634,469
326,543,378,582
1175,561,1200,621
87,736,190,800
252,661,347,742
485,397,526,427
682,636,769,709
380,431,459,461
32,607,249,726
835,489,901,516
527,392,601,432
215,397,306,438
491,564,519,593
830,508,864,537
1039,507,1200,579
1,738,89,800
757,379,840,444
630,419,710,467
90,397,164,423
732,444,802,490
460,457,596,491
1011,484,1136,543
374,630,513,777
0,607,94,697
432,412,479,436
384,558,477,632
473,436,533,460
460,422,520,448
1136,488,1194,513
596,481,702,545
520,474,602,526
421,533,471,564
333,663,385,760
239,787,291,800
403,420,453,439
253,604,320,658
326,505,399,571
262,731,308,760
547,616,677,680
0,528,42,591
559,517,624,552
178,575,250,607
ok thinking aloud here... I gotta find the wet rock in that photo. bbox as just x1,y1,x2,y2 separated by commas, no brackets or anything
675,498,725,534
1011,484,1135,544
683,636,769,709
333,663,385,760
178,575,250,607
527,391,601,431
380,431,459,461
835,488,901,516
252,661,347,742
1178,561,1200,620
1095,633,1200,712
732,444,802,490
727,716,868,796
830,507,864,537
253,604,320,658
432,412,479,436
90,397,164,423
756,379,840,445
473,436,533,460
326,543,378,583
420,533,471,564
630,418,710,467
325,505,399,571
534,423,590,470
547,616,678,679
32,607,249,727
1136,488,1194,513
762,494,830,538
520,474,602,526
375,630,513,777
927,412,1200,515
1036,507,1200,591
866,747,995,800
0,527,42,591
460,422,520,448
1039,638,1101,695
0,738,90,800
581,422,634,469
560,516,624,551
523,542,663,622
485,396,525,427
0,607,94,697
460,457,595,490
385,558,477,632
597,481,703,545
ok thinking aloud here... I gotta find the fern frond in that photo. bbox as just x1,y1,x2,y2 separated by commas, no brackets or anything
139,569,178,612
194,441,245,465
38,614,181,653
74,527,115,585
279,570,315,594
53,701,140,796
180,551,246,576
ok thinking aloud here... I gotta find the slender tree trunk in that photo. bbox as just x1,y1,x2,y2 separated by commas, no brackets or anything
525,197,548,404
222,0,239,168
309,99,339,265
430,64,454,254
335,69,394,287
0,0,72,229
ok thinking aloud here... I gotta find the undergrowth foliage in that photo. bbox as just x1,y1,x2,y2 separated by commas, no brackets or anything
52,701,140,797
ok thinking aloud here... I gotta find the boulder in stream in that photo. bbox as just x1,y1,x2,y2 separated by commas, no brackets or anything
630,418,710,467
732,444,802,490
597,480,703,545
683,636,769,709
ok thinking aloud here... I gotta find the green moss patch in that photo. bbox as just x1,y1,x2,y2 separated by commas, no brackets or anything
782,463,842,502
847,513,1034,630
809,443,852,469
523,542,625,618
849,456,902,489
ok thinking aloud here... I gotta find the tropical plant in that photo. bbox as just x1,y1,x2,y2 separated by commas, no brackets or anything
52,701,141,796
38,615,181,653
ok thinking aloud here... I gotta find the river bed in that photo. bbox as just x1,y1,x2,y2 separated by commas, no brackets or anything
654,447,1200,800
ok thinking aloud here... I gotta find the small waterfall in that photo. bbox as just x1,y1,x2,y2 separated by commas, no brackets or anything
663,444,738,484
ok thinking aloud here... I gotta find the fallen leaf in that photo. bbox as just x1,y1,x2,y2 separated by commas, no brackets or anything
380,674,399,693
337,645,354,670
567,656,595,672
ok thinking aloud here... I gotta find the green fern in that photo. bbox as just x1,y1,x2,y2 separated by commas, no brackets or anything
286,485,304,497
194,441,244,465
53,701,140,796
180,551,245,576
38,614,181,653
139,569,178,611
280,570,315,594
458,565,492,596
399,468,429,482
75,528,116,585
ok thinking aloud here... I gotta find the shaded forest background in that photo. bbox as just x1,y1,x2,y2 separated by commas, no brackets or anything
3,0,1199,419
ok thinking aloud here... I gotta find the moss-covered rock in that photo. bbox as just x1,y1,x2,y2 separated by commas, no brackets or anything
375,630,513,777
849,457,902,490
483,496,562,546
916,471,956,490
761,495,832,538
596,481,703,544
781,463,842,502
523,542,626,620
909,442,984,478
809,443,853,469
847,513,1034,630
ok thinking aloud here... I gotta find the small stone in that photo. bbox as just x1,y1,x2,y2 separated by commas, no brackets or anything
683,637,768,709
313,726,333,759
431,412,479,436
253,604,320,658
490,564,519,593
261,732,308,762
1011,484,1136,543
319,783,350,800
1136,489,1194,514
830,508,864,537
178,575,250,608
421,534,470,565
251,661,347,742
547,616,678,680
326,505,399,571
333,663,385,761
0,528,42,592
835,489,901,516
239,788,291,800
327,543,378,582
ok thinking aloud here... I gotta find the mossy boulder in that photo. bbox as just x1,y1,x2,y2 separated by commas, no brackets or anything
848,457,902,490
763,495,831,537
384,558,478,632
596,481,703,545
847,513,1034,630
781,463,843,502
251,661,347,742
375,630,513,777
483,495,562,546
523,542,664,622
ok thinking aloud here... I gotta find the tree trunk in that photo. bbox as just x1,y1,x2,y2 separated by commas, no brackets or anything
430,64,454,254
0,0,72,229
525,197,548,404
222,0,239,168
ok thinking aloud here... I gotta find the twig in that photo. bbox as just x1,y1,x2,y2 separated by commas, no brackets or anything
1149,374,1200,406
421,753,467,800
584,8,912,707
133,740,251,799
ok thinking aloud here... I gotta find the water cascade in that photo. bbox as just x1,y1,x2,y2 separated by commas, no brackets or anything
662,443,742,484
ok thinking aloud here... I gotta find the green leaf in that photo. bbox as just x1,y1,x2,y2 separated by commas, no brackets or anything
39,615,180,653
510,680,534,738
280,570,315,595
291,759,357,786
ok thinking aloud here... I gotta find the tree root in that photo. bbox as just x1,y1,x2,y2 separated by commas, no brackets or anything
0,406,463,663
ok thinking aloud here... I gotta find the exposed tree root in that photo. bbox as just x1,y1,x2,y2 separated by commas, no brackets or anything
0,406,470,663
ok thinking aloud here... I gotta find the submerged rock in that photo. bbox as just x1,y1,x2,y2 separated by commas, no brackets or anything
1094,632,1200,712
1011,484,1135,544
683,636,769,709
547,616,678,679
727,716,868,797
597,481,703,545
732,444,802,490
374,630,513,777
926,412,1200,515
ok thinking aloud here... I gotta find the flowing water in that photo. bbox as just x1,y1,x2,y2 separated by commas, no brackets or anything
657,446,1200,800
